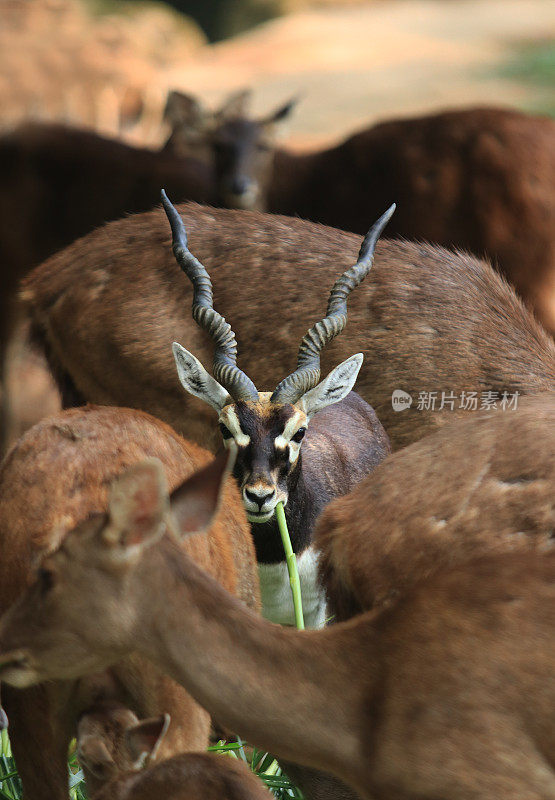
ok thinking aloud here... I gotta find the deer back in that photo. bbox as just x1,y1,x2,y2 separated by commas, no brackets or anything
316,393,555,621
24,203,555,451
269,106,555,333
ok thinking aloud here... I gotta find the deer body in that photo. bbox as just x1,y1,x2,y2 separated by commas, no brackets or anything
0,444,553,800
0,122,211,451
0,406,259,800
25,203,555,453
316,394,555,620
164,103,555,331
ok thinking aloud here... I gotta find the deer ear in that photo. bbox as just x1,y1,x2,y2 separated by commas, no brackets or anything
77,737,117,780
105,460,169,550
264,95,299,127
125,713,170,767
299,354,363,419
170,451,234,537
163,90,205,131
0,704,8,730
217,88,252,119
173,342,231,412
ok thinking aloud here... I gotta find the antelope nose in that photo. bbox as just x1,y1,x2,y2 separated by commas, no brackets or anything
231,175,252,196
245,488,275,509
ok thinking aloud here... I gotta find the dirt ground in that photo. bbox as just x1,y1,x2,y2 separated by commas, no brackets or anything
159,0,555,150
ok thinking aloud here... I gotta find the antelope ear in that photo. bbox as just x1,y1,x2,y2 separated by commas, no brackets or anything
299,354,363,418
125,713,170,767
217,88,252,119
170,451,235,537
77,737,117,780
173,342,231,412
105,460,169,550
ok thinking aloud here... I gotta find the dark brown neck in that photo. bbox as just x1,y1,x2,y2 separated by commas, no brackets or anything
135,536,376,787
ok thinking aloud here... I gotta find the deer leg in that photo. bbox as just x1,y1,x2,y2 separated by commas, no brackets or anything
3,684,70,800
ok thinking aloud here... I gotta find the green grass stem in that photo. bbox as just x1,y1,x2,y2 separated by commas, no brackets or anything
275,502,305,630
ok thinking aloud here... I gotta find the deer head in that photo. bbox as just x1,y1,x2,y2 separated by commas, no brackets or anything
163,89,298,210
77,706,170,780
0,454,231,688
162,191,394,524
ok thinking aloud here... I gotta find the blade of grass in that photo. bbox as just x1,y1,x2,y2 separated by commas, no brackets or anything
275,502,305,630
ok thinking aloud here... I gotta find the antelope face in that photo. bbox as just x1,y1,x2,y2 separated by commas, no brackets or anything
218,395,308,523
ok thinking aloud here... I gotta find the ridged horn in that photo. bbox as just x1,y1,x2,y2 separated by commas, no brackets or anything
271,204,395,404
161,190,258,403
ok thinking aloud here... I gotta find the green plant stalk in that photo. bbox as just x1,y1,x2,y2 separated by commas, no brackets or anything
275,502,305,630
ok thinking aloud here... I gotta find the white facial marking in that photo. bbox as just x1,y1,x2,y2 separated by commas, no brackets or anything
274,410,307,464
220,407,251,448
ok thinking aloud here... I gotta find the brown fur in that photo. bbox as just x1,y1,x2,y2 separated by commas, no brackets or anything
0,406,259,800
270,107,555,332
165,103,555,331
0,456,553,799
317,394,555,621
0,122,211,450
24,202,555,452
92,752,273,800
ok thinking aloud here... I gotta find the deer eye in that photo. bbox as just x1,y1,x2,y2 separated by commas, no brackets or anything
291,427,306,444
37,567,55,595
219,423,232,440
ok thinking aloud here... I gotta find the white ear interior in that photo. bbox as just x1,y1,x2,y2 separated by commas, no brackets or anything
299,354,364,418
173,342,231,412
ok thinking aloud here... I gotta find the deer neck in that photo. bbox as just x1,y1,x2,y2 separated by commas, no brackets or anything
134,535,376,786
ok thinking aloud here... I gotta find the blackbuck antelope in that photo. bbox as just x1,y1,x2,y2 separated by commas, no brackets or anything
0,406,259,800
25,204,555,452
0,122,211,451
162,192,391,627
163,88,298,211
0,450,553,800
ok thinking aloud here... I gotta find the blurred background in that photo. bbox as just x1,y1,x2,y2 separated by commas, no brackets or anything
2,0,554,152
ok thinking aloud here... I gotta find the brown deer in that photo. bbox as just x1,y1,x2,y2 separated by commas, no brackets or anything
0,405,259,800
76,706,274,800
94,749,273,800
0,121,211,451
316,393,555,621
162,193,391,627
0,444,553,800
24,202,555,455
162,88,298,211
77,705,273,800
161,104,555,331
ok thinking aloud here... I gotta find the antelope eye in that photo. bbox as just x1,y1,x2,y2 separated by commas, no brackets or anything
38,567,55,594
291,427,306,444
219,422,232,440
